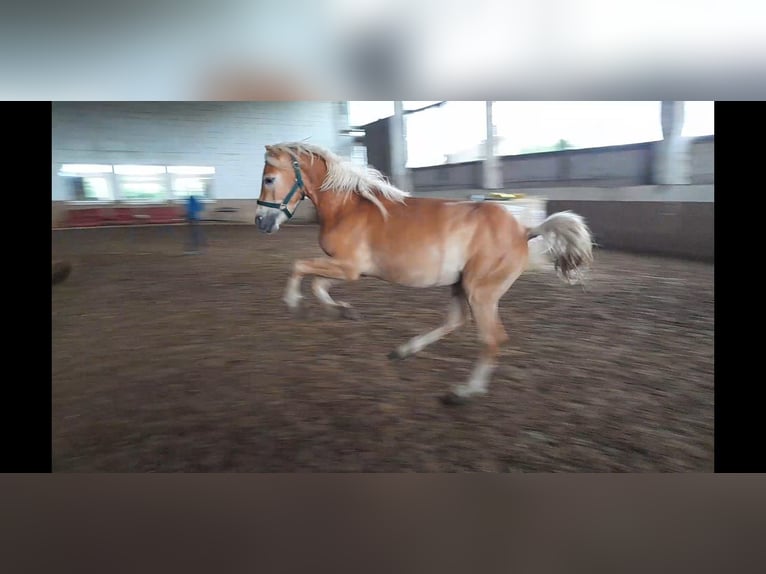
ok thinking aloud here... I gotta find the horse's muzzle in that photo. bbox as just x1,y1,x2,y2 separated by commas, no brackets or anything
255,212,278,234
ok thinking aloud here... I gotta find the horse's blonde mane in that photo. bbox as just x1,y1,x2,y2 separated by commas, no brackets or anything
267,142,410,217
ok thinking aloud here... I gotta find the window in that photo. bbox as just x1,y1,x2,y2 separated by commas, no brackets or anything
682,101,714,137
59,164,115,202
403,101,670,166
167,166,215,201
58,163,216,203
114,165,168,203
350,145,367,167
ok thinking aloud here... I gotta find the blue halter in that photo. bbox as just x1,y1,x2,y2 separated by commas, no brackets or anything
256,160,306,219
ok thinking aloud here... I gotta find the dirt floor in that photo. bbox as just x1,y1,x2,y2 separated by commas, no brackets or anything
52,223,714,472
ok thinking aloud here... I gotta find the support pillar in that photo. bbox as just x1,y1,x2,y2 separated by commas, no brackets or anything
653,101,691,185
334,101,353,158
389,101,411,191
482,101,502,189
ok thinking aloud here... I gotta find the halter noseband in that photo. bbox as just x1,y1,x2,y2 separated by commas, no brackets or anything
256,160,307,219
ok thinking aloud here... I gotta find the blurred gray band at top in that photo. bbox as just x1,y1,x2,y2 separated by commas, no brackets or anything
2,0,766,99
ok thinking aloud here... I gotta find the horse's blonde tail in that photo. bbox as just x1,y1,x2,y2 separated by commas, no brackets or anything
527,211,594,284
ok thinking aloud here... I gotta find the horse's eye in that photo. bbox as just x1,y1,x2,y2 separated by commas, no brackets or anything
264,176,275,185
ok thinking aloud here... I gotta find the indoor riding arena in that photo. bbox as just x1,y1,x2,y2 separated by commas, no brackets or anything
52,222,713,472
52,101,714,472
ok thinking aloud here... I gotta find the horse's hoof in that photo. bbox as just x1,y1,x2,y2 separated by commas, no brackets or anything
286,303,304,318
340,306,361,321
387,349,405,361
440,392,468,406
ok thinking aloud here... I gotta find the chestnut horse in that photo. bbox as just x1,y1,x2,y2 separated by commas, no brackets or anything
255,142,593,404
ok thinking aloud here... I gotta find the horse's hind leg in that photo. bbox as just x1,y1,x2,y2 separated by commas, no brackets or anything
388,283,469,360
441,294,504,404
441,270,520,405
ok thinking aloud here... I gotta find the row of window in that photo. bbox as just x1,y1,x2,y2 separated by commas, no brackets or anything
59,164,215,203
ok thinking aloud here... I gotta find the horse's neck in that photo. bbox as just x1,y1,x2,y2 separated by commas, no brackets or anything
312,189,361,230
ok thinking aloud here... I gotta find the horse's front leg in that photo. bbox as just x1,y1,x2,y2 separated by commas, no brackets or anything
284,257,361,319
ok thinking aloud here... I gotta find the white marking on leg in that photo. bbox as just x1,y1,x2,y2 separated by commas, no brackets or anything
399,325,453,356
312,277,354,313
453,357,495,397
395,296,465,357
283,275,303,309
312,278,338,306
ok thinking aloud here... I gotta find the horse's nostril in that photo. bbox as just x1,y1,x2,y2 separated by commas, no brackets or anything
255,215,263,224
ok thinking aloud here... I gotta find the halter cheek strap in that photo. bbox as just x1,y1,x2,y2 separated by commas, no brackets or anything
257,161,307,219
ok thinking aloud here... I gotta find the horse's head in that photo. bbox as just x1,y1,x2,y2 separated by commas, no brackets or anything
255,145,311,234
